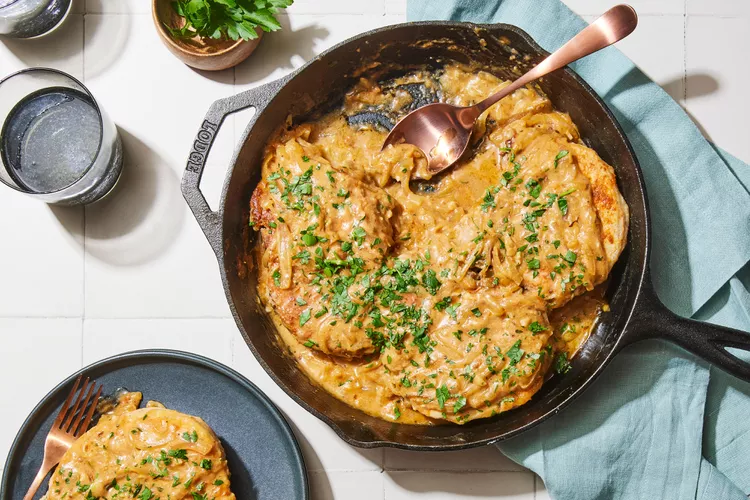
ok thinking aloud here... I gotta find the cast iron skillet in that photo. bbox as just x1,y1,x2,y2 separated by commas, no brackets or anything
181,21,750,450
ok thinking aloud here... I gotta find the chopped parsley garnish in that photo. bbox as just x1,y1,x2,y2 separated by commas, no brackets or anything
563,251,577,264
453,395,467,413
528,321,546,333
555,352,572,374
300,225,318,246
299,309,312,327
351,226,366,245
446,303,460,321
507,340,524,366
481,188,498,211
554,150,569,167
421,269,441,295
293,250,310,263
182,430,198,443
525,178,542,199
200,459,212,470
168,449,188,460
434,296,452,311
471,307,482,317
436,384,450,409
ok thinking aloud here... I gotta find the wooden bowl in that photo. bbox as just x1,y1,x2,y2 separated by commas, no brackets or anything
152,0,263,71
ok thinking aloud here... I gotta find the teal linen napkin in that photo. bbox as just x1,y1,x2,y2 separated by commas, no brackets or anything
407,1,750,499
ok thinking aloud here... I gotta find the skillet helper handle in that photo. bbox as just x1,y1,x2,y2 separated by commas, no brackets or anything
181,78,286,256
623,280,750,382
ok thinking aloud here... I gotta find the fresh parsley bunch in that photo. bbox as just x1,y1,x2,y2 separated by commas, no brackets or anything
169,0,294,42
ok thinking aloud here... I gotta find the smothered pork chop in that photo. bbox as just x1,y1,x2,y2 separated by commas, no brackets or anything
250,64,628,424
43,392,235,500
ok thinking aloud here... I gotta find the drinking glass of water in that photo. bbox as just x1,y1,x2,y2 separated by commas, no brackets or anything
0,68,123,205
0,0,71,38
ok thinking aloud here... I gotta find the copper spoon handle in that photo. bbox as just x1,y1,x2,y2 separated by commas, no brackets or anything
473,4,638,115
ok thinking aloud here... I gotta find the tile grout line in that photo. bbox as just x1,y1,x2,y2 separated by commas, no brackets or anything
81,9,87,368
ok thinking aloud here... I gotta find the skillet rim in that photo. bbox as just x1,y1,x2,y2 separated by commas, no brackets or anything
219,20,652,450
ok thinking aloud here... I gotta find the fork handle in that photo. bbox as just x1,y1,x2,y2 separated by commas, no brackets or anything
23,459,55,500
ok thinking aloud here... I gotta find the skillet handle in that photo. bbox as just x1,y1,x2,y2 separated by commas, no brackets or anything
622,278,750,382
181,77,289,257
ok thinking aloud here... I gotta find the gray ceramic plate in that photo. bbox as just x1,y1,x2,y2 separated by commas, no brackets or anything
0,349,308,500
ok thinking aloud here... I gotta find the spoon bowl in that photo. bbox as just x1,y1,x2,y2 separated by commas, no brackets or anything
383,103,480,176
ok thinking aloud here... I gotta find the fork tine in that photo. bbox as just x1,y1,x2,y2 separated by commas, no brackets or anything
53,375,82,427
61,377,89,432
67,380,95,435
74,384,102,438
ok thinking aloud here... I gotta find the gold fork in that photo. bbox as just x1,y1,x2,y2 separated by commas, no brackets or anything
23,376,103,500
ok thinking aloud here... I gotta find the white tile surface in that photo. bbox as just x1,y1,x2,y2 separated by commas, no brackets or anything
385,446,523,472
310,471,384,500
82,318,235,365
1,1,748,497
0,319,82,465
290,0,385,15
85,0,149,13
687,0,750,17
384,471,536,499
0,193,83,317
234,13,403,91
0,14,84,78
685,15,750,164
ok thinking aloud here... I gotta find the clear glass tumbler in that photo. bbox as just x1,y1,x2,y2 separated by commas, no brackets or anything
0,0,71,38
0,68,123,205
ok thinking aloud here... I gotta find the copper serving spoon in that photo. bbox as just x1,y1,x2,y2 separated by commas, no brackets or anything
382,4,638,176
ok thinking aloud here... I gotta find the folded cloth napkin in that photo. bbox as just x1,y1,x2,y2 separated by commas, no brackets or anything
406,1,750,498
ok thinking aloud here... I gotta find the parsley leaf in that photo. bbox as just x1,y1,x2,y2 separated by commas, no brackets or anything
528,321,546,333
351,226,367,245
453,395,467,413
555,352,572,374
434,296,452,311
436,384,450,409
481,188,497,211
168,0,294,42
563,251,577,264
299,309,311,327
554,150,569,168
507,340,524,365
421,269,441,295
